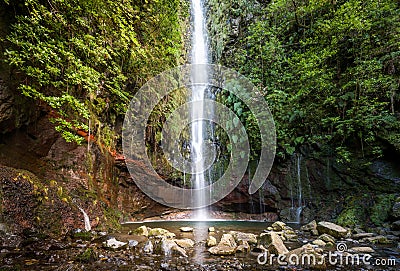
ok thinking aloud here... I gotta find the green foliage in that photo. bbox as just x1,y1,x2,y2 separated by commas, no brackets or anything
75,248,96,263
337,194,370,228
337,206,364,228
337,193,396,228
4,0,185,146
370,194,396,226
209,0,400,161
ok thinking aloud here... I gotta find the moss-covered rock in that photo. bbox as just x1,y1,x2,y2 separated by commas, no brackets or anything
75,248,96,263
148,228,175,238
392,201,400,219
370,194,396,226
337,195,369,228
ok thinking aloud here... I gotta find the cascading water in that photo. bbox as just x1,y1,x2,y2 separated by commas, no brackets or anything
295,154,303,223
190,0,210,220
77,206,91,232
289,153,305,223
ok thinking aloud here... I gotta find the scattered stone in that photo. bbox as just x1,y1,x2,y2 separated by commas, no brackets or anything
392,220,400,231
208,234,238,256
208,227,215,232
283,229,296,235
353,228,365,234
143,240,153,254
392,202,400,218
363,235,391,244
229,231,257,244
219,234,237,248
259,232,289,255
272,221,286,231
386,235,399,241
172,245,188,258
390,231,400,237
148,228,175,238
207,236,217,247
236,240,250,253
300,220,317,232
174,238,195,248
132,226,149,237
377,227,389,236
179,227,193,232
325,241,335,248
349,246,375,254
103,237,127,250
208,245,236,255
128,240,139,247
282,229,298,242
312,239,327,247
352,232,375,240
253,244,267,253
284,233,299,242
286,244,326,270
267,226,273,231
319,233,335,244
160,239,187,257
317,221,348,239
311,229,319,236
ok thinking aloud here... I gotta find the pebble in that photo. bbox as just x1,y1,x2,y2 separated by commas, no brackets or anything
179,227,193,232
128,240,139,247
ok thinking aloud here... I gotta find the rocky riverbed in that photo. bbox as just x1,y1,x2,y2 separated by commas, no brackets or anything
1,220,399,270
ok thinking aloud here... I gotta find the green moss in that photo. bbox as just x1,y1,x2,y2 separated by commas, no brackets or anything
337,193,397,228
337,195,369,228
72,231,93,241
75,248,96,263
337,206,365,228
370,194,396,226
103,206,122,231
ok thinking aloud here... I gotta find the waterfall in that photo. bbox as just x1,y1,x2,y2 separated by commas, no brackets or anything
190,0,210,220
289,153,304,223
295,154,303,223
77,206,91,232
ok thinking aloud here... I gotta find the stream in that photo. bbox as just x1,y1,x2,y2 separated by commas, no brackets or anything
1,220,398,270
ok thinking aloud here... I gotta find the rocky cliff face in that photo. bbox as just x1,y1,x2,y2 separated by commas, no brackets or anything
0,61,163,236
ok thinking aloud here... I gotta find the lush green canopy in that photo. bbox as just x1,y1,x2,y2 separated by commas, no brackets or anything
4,0,185,146
211,0,400,162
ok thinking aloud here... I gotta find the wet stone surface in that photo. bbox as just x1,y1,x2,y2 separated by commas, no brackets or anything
0,221,399,270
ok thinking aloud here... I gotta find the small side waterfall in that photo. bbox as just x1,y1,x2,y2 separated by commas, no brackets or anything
295,154,303,222
289,153,306,223
77,206,91,232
